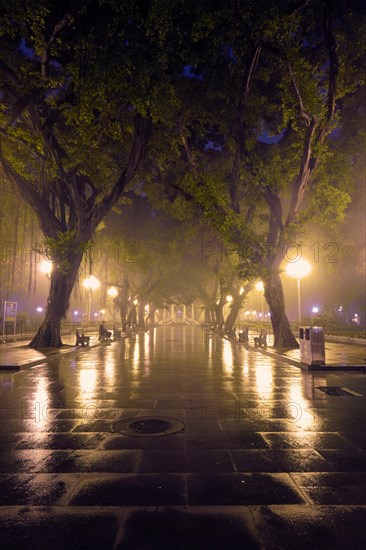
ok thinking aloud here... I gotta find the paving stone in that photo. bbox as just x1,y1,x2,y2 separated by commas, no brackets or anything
0,507,121,550
186,431,268,449
317,450,366,471
260,432,355,449
69,474,186,506
116,506,260,550
231,449,334,472
187,473,306,505
14,433,101,450
187,450,235,473
252,505,366,550
137,450,188,473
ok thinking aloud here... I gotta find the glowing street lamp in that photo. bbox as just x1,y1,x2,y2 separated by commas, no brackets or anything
83,275,100,321
107,287,118,299
285,258,311,324
226,295,233,303
39,259,53,278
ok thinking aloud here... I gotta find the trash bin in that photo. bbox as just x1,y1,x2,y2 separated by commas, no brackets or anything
299,326,325,365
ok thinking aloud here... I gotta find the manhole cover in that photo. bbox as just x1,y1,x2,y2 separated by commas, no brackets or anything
112,416,185,437
316,386,362,397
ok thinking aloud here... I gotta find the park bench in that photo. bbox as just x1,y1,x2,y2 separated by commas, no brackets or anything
113,326,122,340
99,324,112,341
254,328,267,348
75,328,90,346
238,326,250,343
205,322,223,336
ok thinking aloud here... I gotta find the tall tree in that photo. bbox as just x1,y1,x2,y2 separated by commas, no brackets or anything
151,0,365,347
0,0,161,346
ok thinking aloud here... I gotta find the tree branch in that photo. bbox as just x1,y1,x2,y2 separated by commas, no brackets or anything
40,13,73,79
0,152,63,236
244,45,262,93
91,114,151,226
285,117,317,225
288,65,312,126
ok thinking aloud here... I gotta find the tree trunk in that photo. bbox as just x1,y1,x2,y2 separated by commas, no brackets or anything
28,253,83,348
148,305,156,326
127,303,137,325
214,300,225,324
138,302,146,330
115,273,129,327
264,271,299,349
225,299,242,331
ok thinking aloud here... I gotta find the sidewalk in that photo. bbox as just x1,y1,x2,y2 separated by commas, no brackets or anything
260,340,366,371
0,335,102,370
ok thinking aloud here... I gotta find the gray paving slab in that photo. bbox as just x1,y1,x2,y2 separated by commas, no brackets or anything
0,325,366,548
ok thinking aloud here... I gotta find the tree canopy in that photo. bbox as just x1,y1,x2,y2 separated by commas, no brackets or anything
1,0,365,347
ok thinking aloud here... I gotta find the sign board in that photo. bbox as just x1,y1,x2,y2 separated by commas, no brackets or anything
2,301,17,341
5,301,17,322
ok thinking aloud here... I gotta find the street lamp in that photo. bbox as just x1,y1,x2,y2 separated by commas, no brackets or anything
83,275,100,321
107,286,118,323
39,259,53,278
285,258,311,324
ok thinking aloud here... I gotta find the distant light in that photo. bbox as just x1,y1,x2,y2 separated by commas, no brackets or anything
133,298,138,305
94,313,98,317
312,306,319,314
83,275,100,291
39,259,53,276
239,286,244,295
73,310,78,315
100,309,106,315
255,281,264,292
226,295,233,303
354,313,358,317
107,286,118,298
338,306,343,312
36,307,43,313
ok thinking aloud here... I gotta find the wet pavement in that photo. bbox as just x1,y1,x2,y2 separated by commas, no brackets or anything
0,326,366,549
278,341,366,369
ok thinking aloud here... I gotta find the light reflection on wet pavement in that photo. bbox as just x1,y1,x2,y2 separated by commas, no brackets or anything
0,326,366,549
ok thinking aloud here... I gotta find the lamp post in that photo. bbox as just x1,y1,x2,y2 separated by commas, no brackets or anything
285,259,311,325
83,275,100,322
107,286,118,323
